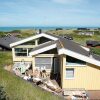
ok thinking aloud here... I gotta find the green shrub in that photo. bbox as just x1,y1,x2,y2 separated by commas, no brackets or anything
0,32,7,37
0,86,9,100
94,31,100,35
10,30,21,33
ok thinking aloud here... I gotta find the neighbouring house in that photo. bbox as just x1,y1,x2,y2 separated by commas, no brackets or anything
0,35,21,51
10,33,100,90
86,40,100,47
56,28,63,31
77,28,90,31
78,31,94,36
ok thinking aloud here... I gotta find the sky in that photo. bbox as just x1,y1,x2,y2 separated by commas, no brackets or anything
0,0,100,27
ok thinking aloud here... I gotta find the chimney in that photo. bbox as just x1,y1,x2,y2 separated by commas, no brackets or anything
36,29,42,34
39,29,42,34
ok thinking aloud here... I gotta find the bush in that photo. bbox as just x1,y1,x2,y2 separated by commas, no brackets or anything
0,86,9,100
94,31,100,35
10,30,21,33
0,32,7,37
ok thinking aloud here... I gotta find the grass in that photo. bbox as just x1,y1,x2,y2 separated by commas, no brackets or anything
0,51,61,100
91,48,100,55
17,29,37,38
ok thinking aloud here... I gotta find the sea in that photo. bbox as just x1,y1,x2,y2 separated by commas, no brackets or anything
0,26,98,32
0,26,74,32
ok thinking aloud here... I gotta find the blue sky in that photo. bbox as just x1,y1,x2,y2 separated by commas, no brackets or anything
0,0,100,27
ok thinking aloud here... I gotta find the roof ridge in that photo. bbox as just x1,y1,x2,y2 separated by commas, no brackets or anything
58,39,64,48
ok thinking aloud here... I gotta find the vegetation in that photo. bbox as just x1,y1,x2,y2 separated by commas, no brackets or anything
0,52,61,100
0,86,9,100
91,48,100,55
0,29,37,38
94,30,100,35
10,30,21,33
47,29,74,35
15,29,36,38
0,31,8,37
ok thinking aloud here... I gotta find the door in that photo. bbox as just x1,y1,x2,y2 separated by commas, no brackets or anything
53,57,60,74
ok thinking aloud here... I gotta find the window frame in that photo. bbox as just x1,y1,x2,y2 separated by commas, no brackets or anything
65,68,75,79
14,48,33,57
15,48,27,57
35,57,52,69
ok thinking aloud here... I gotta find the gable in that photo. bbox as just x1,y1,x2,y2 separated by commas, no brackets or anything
59,48,100,67
17,37,51,46
10,33,58,47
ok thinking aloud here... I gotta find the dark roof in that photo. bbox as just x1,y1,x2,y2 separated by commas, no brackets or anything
58,38,89,56
28,33,100,62
92,54,100,61
86,40,100,46
31,41,56,52
0,35,21,49
30,34,89,57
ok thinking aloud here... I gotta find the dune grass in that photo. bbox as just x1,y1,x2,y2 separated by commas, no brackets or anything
0,52,61,100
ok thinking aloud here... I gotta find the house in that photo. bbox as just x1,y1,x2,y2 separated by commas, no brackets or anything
56,28,63,31
77,28,90,31
10,33,100,90
78,31,94,36
0,35,21,51
86,40,100,47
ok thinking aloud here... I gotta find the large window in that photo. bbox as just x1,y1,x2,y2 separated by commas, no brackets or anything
35,57,52,69
66,55,86,66
15,48,33,56
15,48,27,56
66,68,74,79
21,40,35,45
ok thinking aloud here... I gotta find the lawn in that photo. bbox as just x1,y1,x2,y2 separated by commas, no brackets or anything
0,51,61,100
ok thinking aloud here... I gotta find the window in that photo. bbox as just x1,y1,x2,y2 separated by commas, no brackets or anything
15,48,34,57
66,56,86,66
66,68,74,79
35,57,52,69
40,48,57,54
38,37,51,44
15,48,27,56
21,40,35,45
